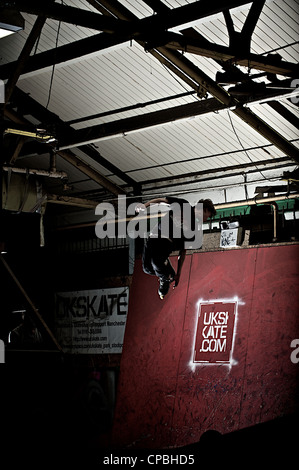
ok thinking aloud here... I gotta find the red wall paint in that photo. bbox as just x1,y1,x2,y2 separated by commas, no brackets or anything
112,244,299,449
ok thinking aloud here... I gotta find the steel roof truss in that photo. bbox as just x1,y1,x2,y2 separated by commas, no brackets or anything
81,0,299,164
2,0,297,81
7,0,254,35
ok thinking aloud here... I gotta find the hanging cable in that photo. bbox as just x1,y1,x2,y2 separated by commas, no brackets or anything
227,108,273,182
160,60,202,102
45,1,63,109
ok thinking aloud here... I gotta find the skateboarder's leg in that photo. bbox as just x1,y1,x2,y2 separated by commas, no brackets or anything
148,239,175,280
151,253,175,281
142,238,175,298
143,238,170,277
142,239,156,276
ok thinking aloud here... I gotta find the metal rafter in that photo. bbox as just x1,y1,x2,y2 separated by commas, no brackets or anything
139,157,294,191
3,0,298,198
143,0,296,76
9,87,140,192
59,78,296,150
5,0,122,33
155,32,298,77
8,0,254,34
0,32,128,80
4,105,127,196
1,0,297,80
4,14,47,104
223,0,266,53
60,0,299,164
143,0,299,162
266,101,299,130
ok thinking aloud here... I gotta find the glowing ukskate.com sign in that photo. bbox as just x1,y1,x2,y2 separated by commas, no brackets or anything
193,301,238,365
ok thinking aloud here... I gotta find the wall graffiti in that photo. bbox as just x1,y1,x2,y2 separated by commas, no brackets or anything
190,298,241,369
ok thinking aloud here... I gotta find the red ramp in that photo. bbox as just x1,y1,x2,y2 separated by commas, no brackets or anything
112,244,299,449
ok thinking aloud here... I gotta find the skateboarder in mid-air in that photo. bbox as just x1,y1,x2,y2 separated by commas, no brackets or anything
136,196,216,299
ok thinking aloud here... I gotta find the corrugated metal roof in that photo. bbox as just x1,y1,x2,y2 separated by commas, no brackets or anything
2,0,299,209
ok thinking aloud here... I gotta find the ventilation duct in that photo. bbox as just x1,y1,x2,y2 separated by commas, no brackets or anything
2,172,45,213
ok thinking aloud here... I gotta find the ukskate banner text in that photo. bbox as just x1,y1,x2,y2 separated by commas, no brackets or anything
55,287,129,354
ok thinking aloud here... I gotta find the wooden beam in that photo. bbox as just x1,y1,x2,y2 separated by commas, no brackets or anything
7,0,122,33
266,101,299,130
59,75,299,165
47,194,99,209
98,0,253,33
60,98,228,148
4,107,127,196
9,136,26,164
11,87,140,190
79,1,299,165
162,32,299,77
0,254,63,352
11,0,253,34
233,104,299,164
240,0,266,44
55,149,127,196
155,47,299,163
139,157,292,189
0,0,253,79
5,15,47,103
1,2,291,82
143,2,298,77
0,31,131,80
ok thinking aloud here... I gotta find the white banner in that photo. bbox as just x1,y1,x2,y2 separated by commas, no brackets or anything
55,287,129,354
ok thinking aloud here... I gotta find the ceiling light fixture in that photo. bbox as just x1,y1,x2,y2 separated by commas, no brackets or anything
4,127,57,143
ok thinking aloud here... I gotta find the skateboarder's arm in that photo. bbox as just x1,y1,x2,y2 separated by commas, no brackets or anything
135,198,170,213
144,198,169,208
174,249,186,287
